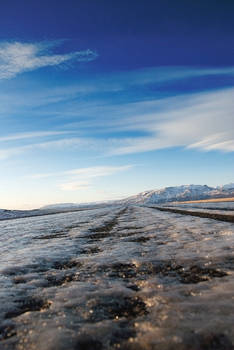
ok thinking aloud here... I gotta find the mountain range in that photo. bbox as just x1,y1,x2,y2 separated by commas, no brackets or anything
42,183,234,209
1,183,234,220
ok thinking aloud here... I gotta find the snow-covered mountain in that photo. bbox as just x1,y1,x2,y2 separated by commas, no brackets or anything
121,184,234,205
220,183,234,191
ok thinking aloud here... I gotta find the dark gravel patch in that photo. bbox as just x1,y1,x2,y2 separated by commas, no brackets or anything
182,332,234,350
87,295,148,322
128,236,151,243
5,297,51,319
80,246,102,255
0,323,16,341
75,337,103,350
45,272,77,287
151,206,234,223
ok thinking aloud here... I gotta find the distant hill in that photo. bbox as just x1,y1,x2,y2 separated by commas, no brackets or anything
42,203,84,210
41,201,115,210
1,183,234,220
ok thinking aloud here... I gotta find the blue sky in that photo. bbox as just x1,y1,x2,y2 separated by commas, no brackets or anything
0,0,234,209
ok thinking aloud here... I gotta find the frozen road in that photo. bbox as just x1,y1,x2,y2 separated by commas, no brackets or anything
0,205,234,350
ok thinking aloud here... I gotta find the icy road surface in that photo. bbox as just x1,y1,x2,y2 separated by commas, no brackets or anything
0,206,234,350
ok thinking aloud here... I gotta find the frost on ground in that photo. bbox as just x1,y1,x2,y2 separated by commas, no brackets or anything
0,206,234,350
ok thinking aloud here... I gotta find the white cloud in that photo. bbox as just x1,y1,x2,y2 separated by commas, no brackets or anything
59,181,90,191
27,165,133,192
1,87,233,159
66,165,133,178
59,165,133,191
108,88,234,155
187,132,234,151
105,66,234,89
0,86,234,161
0,137,86,160
0,131,70,142
29,165,133,180
0,41,98,79
2,65,234,114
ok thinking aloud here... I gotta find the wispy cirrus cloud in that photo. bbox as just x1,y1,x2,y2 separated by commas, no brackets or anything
1,88,234,160
1,65,234,113
0,63,234,162
109,88,234,155
28,165,133,192
188,134,234,152
0,41,98,79
59,181,90,191
0,137,88,160
0,130,70,142
57,165,133,192
30,165,133,179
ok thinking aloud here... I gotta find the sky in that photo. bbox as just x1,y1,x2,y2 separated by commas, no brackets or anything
0,0,234,209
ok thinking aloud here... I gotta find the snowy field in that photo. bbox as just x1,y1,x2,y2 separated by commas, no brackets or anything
0,208,93,221
0,206,234,350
